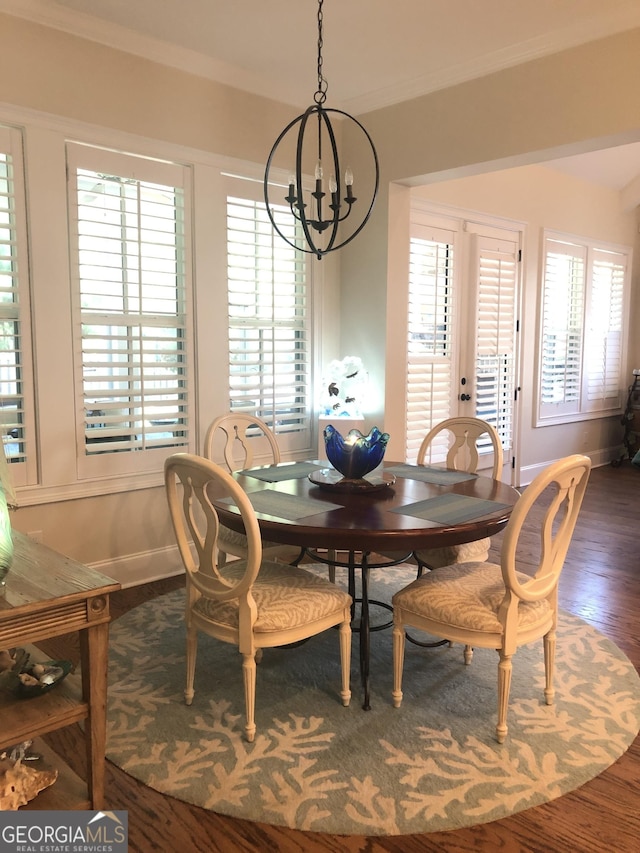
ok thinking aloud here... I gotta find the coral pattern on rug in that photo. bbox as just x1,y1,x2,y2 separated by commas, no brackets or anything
106,568,640,836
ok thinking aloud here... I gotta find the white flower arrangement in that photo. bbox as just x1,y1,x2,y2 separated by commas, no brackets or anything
320,356,368,418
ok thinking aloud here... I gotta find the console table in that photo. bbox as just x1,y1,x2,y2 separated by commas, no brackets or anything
0,531,120,809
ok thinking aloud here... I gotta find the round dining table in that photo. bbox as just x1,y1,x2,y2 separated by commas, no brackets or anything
210,459,521,709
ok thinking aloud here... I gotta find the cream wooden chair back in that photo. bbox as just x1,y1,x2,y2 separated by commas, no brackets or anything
417,416,504,477
203,412,281,472
202,413,299,565
412,417,505,572
165,452,352,742
392,454,591,743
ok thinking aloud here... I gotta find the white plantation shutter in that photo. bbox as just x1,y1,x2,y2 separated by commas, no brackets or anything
0,125,34,487
539,233,629,422
406,223,456,462
585,248,626,410
472,234,518,455
227,192,311,452
540,238,585,416
68,144,192,476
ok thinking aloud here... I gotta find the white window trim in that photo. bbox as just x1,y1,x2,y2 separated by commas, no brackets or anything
536,229,632,427
224,175,314,456
66,142,195,480
0,102,323,506
0,123,37,489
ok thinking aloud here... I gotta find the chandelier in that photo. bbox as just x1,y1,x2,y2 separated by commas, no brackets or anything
264,0,379,260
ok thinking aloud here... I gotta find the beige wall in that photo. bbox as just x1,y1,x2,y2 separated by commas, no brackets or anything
1,14,639,578
0,13,298,163
382,165,638,477
342,27,640,439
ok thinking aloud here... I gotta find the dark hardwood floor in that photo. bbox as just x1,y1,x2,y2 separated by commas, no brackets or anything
42,462,639,852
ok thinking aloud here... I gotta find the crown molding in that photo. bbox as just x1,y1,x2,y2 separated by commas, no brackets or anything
346,4,640,114
3,0,640,115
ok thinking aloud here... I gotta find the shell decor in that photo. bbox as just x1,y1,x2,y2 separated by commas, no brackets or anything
0,743,58,809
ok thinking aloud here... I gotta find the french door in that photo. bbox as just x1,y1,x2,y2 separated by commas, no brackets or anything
405,208,521,482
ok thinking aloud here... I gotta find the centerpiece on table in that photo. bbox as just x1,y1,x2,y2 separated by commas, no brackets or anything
310,424,394,492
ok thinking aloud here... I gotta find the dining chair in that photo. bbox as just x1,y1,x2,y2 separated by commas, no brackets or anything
377,417,505,615
203,412,301,566
412,416,505,572
164,452,352,743
391,453,591,743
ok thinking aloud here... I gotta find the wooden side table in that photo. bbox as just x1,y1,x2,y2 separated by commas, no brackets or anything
0,531,120,809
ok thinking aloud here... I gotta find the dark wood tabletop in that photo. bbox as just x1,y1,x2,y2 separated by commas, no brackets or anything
211,460,520,553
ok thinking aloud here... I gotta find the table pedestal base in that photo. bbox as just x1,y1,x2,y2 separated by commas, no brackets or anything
302,548,411,709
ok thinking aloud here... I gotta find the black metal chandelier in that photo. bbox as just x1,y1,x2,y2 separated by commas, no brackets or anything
264,0,379,260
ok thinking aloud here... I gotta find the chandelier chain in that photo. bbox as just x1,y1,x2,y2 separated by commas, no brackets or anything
315,0,328,105
264,0,379,258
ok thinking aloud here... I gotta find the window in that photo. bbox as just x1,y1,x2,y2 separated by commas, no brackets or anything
538,232,630,423
226,184,311,454
405,221,456,462
0,124,34,487
470,230,518,456
67,144,193,477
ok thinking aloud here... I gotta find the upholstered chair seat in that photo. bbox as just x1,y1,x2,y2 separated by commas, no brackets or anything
165,452,352,743
392,454,591,743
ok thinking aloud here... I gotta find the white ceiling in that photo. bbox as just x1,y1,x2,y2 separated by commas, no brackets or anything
3,0,640,189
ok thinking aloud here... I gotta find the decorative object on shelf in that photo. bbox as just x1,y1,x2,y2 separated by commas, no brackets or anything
323,424,389,480
263,0,379,260
0,647,72,698
0,740,58,809
320,355,369,417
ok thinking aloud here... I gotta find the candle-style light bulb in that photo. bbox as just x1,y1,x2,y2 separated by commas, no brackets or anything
287,174,296,202
345,167,354,201
329,175,338,209
314,160,323,198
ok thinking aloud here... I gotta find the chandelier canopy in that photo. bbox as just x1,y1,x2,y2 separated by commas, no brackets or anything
264,0,379,260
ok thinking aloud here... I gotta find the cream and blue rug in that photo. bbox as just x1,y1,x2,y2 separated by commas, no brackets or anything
106,566,640,835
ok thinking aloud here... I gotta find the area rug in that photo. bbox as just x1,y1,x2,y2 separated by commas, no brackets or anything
106,566,640,836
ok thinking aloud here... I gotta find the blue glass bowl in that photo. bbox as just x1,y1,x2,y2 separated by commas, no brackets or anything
323,425,390,480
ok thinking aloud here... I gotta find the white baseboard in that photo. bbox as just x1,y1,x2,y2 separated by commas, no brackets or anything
518,446,615,487
88,544,184,589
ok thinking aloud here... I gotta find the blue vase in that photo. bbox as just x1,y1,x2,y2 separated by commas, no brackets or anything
324,425,390,480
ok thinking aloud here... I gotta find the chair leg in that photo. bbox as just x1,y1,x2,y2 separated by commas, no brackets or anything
184,625,197,706
218,549,228,568
496,650,513,743
543,630,556,705
463,644,474,664
392,620,405,708
242,652,257,743
338,617,352,706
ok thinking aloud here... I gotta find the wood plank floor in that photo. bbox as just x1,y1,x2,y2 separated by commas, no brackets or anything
42,462,640,852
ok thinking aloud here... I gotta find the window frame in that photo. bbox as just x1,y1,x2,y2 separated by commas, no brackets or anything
225,175,313,456
536,230,631,426
67,142,195,479
0,123,36,489
0,104,325,506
